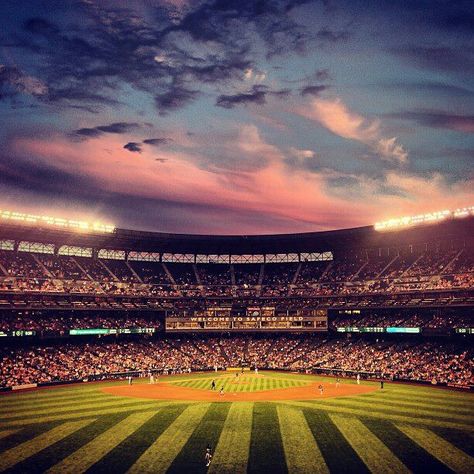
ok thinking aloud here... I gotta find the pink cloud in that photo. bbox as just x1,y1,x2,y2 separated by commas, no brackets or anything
296,97,408,163
8,127,473,234
10,131,367,230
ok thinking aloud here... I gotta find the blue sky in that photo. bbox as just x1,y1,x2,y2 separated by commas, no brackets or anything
0,0,473,234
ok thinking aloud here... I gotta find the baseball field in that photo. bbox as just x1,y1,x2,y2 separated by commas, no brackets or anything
0,371,473,473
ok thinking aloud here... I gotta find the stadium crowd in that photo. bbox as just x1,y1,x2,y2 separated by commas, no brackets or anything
0,312,160,332
330,311,473,330
1,335,472,388
0,247,473,300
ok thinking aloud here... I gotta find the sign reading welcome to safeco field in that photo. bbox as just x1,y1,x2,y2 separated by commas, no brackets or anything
165,309,327,332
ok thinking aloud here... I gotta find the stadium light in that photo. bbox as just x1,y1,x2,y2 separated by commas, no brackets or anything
374,206,474,231
0,210,115,234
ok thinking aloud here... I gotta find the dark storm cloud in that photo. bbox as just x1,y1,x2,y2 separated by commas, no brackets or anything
185,53,253,83
300,85,327,96
72,122,141,139
47,87,121,108
154,83,198,115
216,85,290,109
169,0,315,57
216,86,267,109
123,142,142,153
387,110,474,133
2,1,318,113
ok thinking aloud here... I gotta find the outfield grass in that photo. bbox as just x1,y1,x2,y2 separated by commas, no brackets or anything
0,371,472,473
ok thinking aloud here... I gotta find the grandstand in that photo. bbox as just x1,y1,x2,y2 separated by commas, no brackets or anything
0,211,472,390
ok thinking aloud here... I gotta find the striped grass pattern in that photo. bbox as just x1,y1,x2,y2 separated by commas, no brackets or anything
47,411,158,474
208,402,253,474
329,414,410,474
128,404,211,474
170,374,310,392
0,372,472,473
0,419,95,472
277,405,329,473
397,423,474,474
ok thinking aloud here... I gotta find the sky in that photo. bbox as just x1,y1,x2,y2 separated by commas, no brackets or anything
0,0,473,235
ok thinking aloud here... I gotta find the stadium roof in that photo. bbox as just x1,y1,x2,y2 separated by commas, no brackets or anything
0,216,473,255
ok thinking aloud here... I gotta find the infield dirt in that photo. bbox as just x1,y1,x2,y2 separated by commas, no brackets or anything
103,380,378,402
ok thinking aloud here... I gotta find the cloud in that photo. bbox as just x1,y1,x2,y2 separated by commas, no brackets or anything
143,138,172,146
124,137,173,153
72,122,141,139
184,124,285,174
97,123,140,134
300,85,327,96
216,85,267,109
296,97,408,163
3,127,473,234
243,68,266,83
314,69,332,81
2,131,367,232
74,128,102,138
375,137,409,164
155,83,198,115
216,85,290,109
289,147,316,160
173,0,313,58
387,110,474,133
300,97,379,141
123,142,142,153
3,1,318,113
0,65,48,99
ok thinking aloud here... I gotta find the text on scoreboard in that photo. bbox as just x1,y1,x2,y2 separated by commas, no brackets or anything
166,308,327,332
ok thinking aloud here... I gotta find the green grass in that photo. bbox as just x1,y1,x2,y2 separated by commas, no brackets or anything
169,373,310,392
248,404,286,474
0,371,472,473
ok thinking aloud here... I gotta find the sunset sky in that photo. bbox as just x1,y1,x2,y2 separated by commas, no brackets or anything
0,0,473,234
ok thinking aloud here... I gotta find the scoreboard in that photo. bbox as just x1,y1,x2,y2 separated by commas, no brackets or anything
165,307,327,332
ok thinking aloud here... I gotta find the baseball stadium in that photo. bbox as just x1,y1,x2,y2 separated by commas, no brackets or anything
0,208,473,473
1,1,474,472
